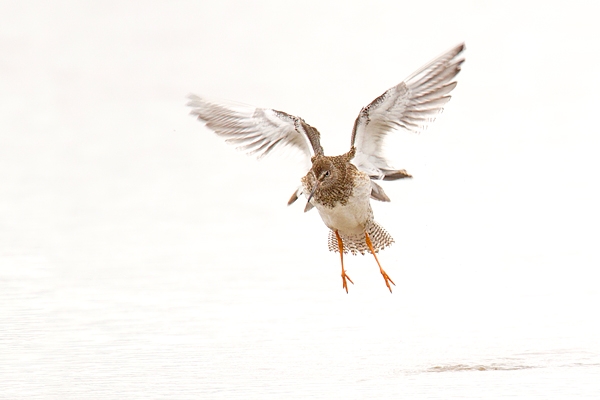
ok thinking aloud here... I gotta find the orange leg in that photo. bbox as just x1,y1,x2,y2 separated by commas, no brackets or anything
365,232,395,293
335,230,354,293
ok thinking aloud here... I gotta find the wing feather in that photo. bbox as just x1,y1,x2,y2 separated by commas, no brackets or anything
351,43,465,179
187,95,324,161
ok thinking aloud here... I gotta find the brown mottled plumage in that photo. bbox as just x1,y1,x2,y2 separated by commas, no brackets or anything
301,148,356,208
188,43,465,293
302,146,394,253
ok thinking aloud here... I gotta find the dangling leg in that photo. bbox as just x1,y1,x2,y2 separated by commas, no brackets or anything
335,230,353,293
365,232,395,293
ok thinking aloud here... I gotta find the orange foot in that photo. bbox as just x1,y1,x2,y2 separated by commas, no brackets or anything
335,230,354,293
378,268,395,293
365,231,396,293
341,269,354,293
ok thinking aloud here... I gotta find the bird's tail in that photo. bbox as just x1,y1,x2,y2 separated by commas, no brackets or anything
328,221,394,255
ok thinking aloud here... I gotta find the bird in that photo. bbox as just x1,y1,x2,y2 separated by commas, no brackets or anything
188,43,465,293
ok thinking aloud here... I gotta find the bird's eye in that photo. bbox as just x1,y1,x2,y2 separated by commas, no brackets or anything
324,170,330,178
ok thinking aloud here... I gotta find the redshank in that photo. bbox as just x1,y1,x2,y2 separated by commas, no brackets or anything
188,43,465,292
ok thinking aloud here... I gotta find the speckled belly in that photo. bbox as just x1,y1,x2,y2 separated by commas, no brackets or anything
312,173,373,236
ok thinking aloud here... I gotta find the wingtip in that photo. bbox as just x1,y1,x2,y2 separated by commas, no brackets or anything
186,92,199,103
186,93,205,113
287,189,300,206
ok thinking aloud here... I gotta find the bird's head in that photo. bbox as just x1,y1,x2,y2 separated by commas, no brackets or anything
302,156,340,212
310,156,338,187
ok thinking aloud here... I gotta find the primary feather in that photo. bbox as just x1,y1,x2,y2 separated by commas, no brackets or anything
187,95,324,160
350,43,465,180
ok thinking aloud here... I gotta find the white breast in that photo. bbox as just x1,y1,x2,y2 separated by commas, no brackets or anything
312,173,373,236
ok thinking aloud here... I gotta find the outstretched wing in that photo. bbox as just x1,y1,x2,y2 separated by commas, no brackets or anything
351,43,465,180
187,94,324,161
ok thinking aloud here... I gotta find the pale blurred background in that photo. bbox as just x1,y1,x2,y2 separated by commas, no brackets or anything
1,1,599,398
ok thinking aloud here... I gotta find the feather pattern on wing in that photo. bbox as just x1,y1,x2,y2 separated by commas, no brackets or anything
351,43,465,180
187,95,324,160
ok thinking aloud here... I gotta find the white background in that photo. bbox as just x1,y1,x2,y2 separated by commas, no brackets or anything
2,1,599,398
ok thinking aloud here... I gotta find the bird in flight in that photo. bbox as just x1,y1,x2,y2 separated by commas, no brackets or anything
188,43,465,293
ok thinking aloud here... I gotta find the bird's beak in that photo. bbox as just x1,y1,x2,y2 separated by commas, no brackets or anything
304,182,319,213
